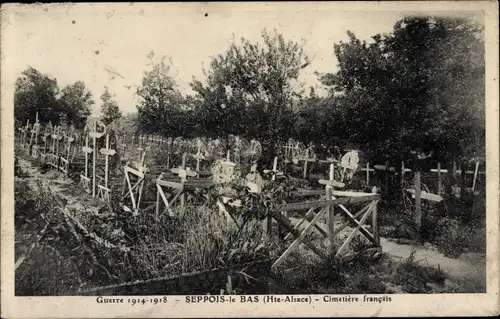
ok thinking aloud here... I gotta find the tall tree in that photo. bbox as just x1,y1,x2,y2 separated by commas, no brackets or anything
100,86,122,125
319,16,484,163
14,67,60,125
191,29,310,156
58,81,94,129
136,52,185,136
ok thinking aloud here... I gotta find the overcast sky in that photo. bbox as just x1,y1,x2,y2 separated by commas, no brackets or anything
1,3,485,116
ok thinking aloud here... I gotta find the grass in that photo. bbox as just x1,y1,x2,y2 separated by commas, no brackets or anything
14,159,276,294
14,153,481,295
269,248,455,294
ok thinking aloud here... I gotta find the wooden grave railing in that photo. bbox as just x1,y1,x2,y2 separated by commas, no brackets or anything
39,122,53,164
122,149,148,215
59,127,77,174
271,188,380,270
155,152,213,217
47,125,63,170
270,163,380,270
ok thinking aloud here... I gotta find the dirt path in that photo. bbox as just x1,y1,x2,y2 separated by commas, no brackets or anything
17,156,102,214
380,237,486,292
289,216,486,292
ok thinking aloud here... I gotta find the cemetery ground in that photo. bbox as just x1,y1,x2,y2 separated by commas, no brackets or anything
14,153,486,296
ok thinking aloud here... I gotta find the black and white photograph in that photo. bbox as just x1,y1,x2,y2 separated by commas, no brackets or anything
1,2,498,318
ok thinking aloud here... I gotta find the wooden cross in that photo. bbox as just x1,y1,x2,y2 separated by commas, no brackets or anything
430,162,444,194
263,157,282,234
97,133,116,202
301,147,317,179
88,121,106,197
249,139,262,157
50,126,62,169
318,163,345,189
40,122,52,163
170,153,197,210
282,140,296,164
30,113,41,157
360,162,375,186
263,156,283,181
81,131,93,193
22,119,31,151
192,138,204,172
58,128,70,174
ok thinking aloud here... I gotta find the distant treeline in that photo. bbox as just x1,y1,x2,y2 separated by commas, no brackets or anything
15,16,485,164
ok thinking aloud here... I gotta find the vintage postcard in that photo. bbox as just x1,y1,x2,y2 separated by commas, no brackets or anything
1,1,499,318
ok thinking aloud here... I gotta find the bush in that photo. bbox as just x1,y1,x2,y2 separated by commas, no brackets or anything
434,217,471,257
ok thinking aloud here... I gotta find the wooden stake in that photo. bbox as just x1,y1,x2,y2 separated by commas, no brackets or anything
303,148,308,179
371,186,379,246
272,157,278,181
92,123,97,197
472,161,480,191
180,152,187,211
414,170,422,230
326,163,335,253
437,162,442,195
366,162,370,185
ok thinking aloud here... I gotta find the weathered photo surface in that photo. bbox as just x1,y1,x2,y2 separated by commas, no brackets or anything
1,2,498,318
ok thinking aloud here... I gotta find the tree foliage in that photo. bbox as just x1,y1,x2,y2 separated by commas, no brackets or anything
100,86,122,125
58,81,94,129
319,16,485,163
14,67,93,129
14,67,61,125
18,18,483,166
136,52,186,136
188,29,310,155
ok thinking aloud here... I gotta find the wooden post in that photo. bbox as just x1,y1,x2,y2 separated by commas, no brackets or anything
384,160,390,197
180,152,187,211
195,142,201,173
262,156,281,236
271,156,278,182
104,134,110,188
303,148,309,179
92,123,97,197
366,162,370,185
326,163,335,253
401,162,405,188
437,162,442,195
459,162,466,199
371,186,379,246
84,136,90,178
155,179,161,220
414,170,422,231
266,157,279,235
472,161,480,191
